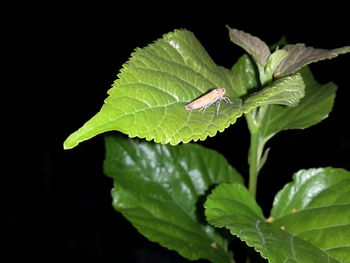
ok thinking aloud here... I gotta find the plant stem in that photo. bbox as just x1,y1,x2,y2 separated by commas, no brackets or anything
245,111,266,199
248,131,259,199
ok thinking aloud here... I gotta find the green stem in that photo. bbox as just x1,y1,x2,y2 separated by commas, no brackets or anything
248,131,259,199
245,111,266,199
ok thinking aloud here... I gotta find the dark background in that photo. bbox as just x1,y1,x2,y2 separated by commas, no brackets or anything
9,3,349,262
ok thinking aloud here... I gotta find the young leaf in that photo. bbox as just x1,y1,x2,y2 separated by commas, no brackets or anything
243,73,305,112
226,26,271,66
263,49,288,82
104,135,243,263
271,167,350,263
230,55,258,97
274,44,350,76
259,67,337,139
205,183,345,263
63,29,244,149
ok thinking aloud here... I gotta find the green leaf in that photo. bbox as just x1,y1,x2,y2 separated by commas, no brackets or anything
271,168,350,263
230,55,258,97
271,168,350,217
205,182,347,263
243,73,305,111
275,44,350,76
64,29,244,149
259,67,337,139
263,49,288,82
205,183,265,224
104,135,243,263
226,26,271,66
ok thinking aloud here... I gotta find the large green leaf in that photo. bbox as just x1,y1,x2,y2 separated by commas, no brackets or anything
205,178,350,263
104,135,243,262
259,67,337,139
64,29,244,149
270,168,350,263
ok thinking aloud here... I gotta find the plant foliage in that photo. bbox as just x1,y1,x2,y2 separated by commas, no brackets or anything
64,27,350,263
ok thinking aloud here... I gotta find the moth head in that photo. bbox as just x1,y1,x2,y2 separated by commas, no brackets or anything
215,88,226,96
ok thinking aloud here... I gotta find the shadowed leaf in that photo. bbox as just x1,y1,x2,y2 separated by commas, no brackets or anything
104,135,243,262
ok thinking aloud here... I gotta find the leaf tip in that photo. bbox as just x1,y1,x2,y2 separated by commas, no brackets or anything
333,45,350,55
63,132,80,150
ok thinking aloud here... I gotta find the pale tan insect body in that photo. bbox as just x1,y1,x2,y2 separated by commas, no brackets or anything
184,88,233,114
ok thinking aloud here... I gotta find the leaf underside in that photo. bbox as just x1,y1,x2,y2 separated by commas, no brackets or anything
226,27,350,78
226,26,271,66
104,135,243,263
275,44,350,76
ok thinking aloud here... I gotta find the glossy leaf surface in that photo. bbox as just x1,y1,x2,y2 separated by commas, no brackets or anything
206,167,350,263
271,168,350,262
104,135,243,262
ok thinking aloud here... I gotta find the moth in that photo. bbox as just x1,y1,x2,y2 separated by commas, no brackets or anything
184,88,233,114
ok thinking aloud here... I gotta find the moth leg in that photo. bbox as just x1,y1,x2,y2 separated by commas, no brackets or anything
200,103,211,114
200,99,219,114
216,100,221,115
200,106,207,114
222,96,234,104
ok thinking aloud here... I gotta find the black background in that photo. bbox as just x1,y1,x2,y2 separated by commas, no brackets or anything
9,3,350,262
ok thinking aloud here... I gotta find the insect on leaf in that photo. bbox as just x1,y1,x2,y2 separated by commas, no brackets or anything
63,29,244,149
